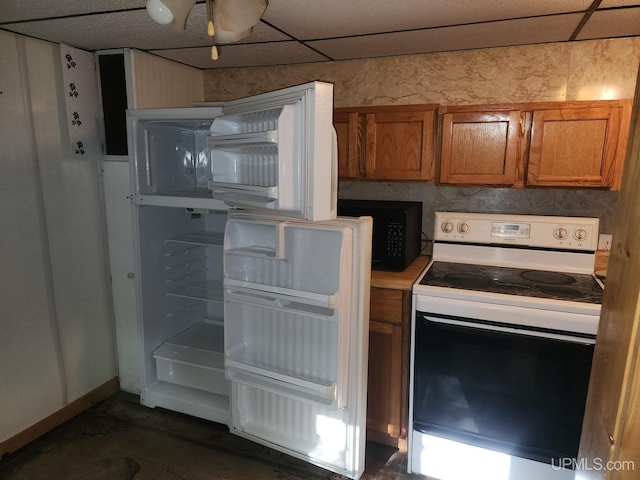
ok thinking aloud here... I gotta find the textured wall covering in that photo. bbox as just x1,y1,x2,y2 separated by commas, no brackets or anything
203,37,639,234
338,182,619,241
204,38,640,105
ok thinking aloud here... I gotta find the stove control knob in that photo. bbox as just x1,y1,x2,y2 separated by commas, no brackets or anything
554,227,568,240
457,222,470,234
574,228,588,241
441,221,454,233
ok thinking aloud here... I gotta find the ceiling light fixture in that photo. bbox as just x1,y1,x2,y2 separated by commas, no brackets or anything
146,0,196,29
146,0,174,25
146,0,268,61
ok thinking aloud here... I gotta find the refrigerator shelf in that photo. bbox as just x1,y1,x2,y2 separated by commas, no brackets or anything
166,232,225,247
168,279,224,303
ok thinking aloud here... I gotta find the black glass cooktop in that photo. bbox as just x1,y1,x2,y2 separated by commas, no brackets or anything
420,261,603,304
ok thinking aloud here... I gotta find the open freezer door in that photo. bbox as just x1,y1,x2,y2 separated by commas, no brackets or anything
223,211,371,479
207,81,337,222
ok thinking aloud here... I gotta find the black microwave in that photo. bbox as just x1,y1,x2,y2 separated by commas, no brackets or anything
337,199,423,271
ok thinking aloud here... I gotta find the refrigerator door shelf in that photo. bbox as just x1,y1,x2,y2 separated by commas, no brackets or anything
223,218,285,258
211,81,335,222
230,383,359,478
226,362,339,407
206,130,278,147
224,280,338,309
209,103,299,214
224,218,349,296
208,182,279,208
224,290,346,407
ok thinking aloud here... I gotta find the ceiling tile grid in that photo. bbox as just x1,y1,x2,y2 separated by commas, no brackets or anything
1,0,639,69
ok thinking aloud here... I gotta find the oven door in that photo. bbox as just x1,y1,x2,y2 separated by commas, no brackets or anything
412,311,595,465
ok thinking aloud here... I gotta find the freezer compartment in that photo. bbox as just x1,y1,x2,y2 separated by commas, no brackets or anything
154,320,228,396
231,383,358,478
131,118,216,197
224,292,344,406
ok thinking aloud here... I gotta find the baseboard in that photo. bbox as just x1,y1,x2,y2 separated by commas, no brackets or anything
0,376,120,458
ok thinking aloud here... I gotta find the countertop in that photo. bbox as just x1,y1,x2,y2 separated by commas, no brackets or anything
370,255,430,291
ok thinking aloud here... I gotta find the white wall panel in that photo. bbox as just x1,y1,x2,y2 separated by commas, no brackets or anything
24,38,117,402
0,30,64,442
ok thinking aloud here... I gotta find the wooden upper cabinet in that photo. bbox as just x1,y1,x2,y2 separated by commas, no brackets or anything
334,110,363,179
527,101,631,189
365,107,436,180
439,108,526,186
334,105,437,181
436,100,631,190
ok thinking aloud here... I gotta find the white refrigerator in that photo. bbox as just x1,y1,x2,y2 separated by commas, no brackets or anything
127,81,372,479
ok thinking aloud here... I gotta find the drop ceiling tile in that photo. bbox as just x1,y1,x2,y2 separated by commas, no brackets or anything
309,14,583,60
152,41,328,69
577,7,640,39
263,0,591,40
0,0,146,23
3,5,289,52
598,0,640,7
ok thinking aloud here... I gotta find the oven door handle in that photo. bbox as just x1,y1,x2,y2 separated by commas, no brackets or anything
418,312,596,345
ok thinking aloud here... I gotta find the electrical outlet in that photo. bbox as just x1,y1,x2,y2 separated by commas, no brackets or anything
598,234,613,250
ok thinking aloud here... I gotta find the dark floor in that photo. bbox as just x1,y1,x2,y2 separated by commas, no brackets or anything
0,393,425,480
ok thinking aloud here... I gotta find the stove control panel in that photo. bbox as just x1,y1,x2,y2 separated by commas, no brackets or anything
434,212,599,251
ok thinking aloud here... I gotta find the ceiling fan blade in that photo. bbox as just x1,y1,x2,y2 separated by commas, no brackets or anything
213,21,252,44
162,0,196,30
213,0,268,32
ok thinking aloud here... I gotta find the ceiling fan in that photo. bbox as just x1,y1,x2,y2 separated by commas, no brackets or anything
146,0,268,60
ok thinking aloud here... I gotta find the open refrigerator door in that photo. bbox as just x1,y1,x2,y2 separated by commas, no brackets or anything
223,211,371,479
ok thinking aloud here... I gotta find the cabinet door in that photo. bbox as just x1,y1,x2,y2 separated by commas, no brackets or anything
527,105,625,188
366,320,403,443
439,110,525,186
334,110,363,179
365,109,435,180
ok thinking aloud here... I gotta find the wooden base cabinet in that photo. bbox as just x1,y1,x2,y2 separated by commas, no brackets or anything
367,257,429,449
367,319,403,442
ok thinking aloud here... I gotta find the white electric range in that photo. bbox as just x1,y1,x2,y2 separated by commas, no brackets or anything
408,212,603,480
